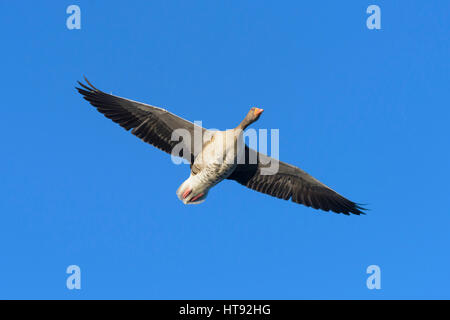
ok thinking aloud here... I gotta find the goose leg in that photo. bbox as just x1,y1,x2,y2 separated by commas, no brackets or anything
182,189,192,199
190,193,205,202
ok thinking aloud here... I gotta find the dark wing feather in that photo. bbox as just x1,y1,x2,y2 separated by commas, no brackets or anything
76,78,206,163
228,147,366,215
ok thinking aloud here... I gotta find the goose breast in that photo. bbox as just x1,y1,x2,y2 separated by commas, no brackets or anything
192,130,242,186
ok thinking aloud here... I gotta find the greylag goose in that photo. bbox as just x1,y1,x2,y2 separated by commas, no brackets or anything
76,78,366,215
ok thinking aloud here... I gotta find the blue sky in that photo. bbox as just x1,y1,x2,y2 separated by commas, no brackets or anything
0,1,449,299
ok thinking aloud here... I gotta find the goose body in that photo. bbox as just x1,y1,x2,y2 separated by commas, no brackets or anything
177,129,242,204
76,78,366,215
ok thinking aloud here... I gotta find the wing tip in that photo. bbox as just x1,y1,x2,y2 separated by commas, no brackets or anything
347,203,368,216
75,76,100,93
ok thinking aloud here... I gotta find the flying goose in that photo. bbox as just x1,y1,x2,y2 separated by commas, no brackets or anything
76,78,366,215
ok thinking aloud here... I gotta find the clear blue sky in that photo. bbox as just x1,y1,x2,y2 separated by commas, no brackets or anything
0,1,449,299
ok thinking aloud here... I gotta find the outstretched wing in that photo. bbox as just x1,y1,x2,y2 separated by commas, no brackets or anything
227,147,366,215
76,78,206,163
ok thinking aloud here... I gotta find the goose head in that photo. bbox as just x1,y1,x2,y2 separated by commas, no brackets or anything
238,107,264,129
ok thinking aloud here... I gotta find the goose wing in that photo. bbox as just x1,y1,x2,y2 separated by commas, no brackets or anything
76,78,206,163
227,146,366,215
